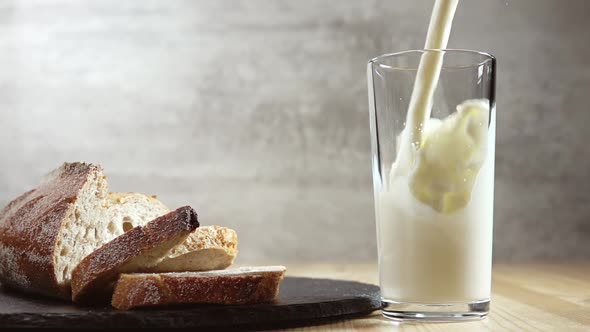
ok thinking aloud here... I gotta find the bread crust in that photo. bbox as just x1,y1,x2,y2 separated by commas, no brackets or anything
111,267,286,310
71,206,199,304
0,162,102,299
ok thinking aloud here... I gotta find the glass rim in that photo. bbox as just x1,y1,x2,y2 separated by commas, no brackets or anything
369,49,495,70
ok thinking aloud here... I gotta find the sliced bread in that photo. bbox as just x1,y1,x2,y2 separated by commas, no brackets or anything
149,225,238,272
0,163,236,301
105,192,238,272
0,162,110,299
71,206,199,304
111,266,286,310
103,192,170,241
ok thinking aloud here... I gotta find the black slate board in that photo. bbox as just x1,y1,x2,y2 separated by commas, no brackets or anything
0,277,381,329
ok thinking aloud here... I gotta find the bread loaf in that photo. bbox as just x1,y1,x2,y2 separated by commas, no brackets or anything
0,163,241,304
0,162,109,299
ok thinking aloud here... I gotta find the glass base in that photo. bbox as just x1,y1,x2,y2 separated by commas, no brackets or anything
381,298,489,322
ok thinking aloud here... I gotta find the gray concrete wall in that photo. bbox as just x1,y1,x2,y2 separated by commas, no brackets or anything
0,0,588,262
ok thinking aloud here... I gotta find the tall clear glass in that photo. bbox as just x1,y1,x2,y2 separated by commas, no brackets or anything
367,49,496,321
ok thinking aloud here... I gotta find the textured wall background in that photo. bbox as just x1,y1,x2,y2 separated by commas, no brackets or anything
0,0,588,262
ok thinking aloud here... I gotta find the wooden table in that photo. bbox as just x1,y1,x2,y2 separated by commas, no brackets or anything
280,263,590,331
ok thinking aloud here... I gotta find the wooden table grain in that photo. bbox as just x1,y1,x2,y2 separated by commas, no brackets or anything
276,263,590,331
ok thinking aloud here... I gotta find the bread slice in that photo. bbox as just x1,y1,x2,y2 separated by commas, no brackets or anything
105,192,238,272
103,192,170,241
0,162,110,299
71,206,199,304
111,266,286,310
149,225,238,272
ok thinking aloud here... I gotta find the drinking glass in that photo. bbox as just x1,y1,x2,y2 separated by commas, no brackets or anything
367,49,496,321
